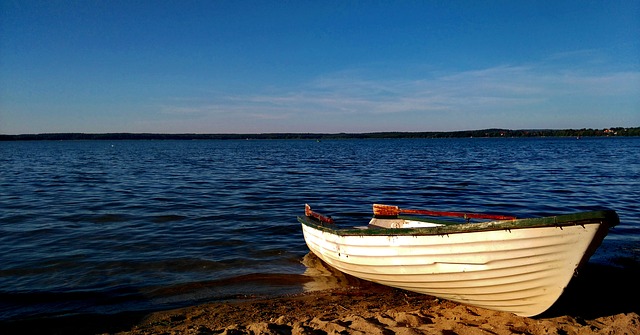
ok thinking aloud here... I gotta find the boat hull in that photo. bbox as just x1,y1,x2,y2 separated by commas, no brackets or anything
300,213,615,317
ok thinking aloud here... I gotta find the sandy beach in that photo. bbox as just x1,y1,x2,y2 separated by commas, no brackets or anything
116,283,638,335
3,255,637,335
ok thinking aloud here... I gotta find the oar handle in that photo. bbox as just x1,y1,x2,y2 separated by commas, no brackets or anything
305,204,335,224
373,204,516,221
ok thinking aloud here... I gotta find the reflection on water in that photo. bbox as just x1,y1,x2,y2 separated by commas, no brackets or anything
301,253,353,292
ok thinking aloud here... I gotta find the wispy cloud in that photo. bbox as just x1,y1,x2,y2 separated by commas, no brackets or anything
157,57,640,132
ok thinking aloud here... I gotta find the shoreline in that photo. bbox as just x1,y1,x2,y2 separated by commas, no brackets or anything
2,262,638,335
2,127,639,141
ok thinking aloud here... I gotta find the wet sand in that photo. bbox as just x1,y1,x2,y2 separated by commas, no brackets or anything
2,258,638,335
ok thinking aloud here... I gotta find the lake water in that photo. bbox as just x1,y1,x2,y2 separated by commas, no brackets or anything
1,138,638,321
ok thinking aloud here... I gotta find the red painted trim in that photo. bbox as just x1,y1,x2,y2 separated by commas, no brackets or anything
305,204,335,224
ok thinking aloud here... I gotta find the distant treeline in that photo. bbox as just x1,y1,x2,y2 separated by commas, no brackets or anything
1,127,638,141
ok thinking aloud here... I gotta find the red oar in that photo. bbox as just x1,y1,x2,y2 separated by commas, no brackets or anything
373,204,516,221
305,204,335,224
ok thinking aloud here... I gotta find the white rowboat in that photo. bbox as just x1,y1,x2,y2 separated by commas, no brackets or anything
298,204,618,317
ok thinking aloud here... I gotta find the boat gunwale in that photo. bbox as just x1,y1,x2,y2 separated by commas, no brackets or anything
298,209,619,237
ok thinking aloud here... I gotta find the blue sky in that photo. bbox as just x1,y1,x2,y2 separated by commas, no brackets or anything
1,1,638,134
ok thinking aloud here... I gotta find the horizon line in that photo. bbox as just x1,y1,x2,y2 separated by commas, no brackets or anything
1,127,638,140
2,126,638,137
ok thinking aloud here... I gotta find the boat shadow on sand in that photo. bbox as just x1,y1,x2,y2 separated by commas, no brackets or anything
541,260,639,319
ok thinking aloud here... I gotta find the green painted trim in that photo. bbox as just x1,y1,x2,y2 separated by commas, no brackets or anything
298,210,619,236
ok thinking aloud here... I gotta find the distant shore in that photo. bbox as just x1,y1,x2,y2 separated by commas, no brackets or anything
1,127,639,141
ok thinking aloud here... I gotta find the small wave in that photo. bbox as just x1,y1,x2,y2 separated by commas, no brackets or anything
146,273,312,298
150,215,187,223
59,213,132,224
